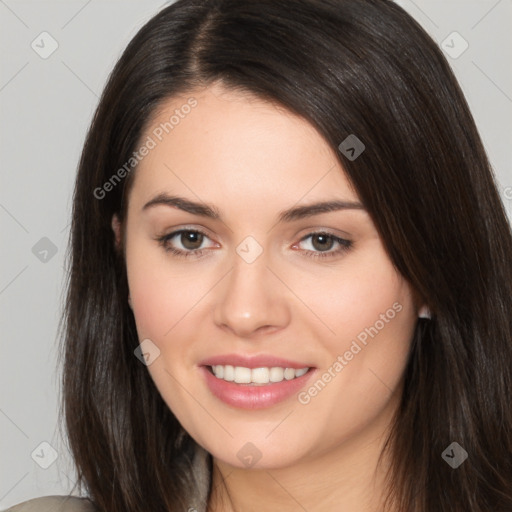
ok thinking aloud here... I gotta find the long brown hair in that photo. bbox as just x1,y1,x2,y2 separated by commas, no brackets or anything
59,0,512,510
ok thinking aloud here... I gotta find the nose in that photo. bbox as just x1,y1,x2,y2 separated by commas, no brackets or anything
213,250,291,338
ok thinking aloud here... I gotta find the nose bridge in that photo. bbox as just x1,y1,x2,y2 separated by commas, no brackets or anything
213,241,290,336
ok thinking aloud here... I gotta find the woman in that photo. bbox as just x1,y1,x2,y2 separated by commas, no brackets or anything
9,0,512,510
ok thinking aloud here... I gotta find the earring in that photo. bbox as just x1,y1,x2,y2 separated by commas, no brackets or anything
418,305,431,319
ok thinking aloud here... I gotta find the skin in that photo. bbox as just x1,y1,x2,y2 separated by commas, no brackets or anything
112,82,423,512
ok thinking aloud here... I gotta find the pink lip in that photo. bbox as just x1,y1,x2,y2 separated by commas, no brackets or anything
199,353,314,369
198,354,317,410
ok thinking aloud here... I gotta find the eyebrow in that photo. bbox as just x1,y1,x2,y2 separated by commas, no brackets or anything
142,193,365,223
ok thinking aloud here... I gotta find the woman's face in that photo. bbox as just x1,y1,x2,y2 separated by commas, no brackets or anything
114,83,420,470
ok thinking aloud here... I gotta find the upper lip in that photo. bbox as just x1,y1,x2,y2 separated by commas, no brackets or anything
199,353,314,369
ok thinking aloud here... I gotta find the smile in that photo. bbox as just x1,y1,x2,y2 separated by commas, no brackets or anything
209,364,309,385
200,364,316,409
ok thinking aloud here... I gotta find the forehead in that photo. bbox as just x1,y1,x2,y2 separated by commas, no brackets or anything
128,85,360,215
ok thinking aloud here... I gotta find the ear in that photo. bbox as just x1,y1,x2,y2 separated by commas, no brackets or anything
111,213,122,251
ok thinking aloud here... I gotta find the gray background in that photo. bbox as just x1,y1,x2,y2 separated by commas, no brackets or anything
1,0,511,508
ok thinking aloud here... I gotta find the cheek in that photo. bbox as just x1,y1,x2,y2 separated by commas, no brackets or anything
125,243,203,411
291,245,413,343
125,246,169,357
293,247,416,419
125,239,203,340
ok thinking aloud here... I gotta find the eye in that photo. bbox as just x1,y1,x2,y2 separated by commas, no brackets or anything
156,229,353,260
295,232,352,259
156,229,216,259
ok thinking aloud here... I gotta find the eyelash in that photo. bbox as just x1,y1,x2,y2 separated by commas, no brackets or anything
156,229,353,260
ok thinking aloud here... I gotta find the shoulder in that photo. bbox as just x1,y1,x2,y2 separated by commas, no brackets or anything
5,495,97,512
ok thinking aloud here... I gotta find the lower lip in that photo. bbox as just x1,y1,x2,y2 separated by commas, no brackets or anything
200,366,316,410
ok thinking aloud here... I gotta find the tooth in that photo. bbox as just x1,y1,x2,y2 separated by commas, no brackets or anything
212,365,310,384
234,366,252,383
283,368,295,380
269,367,284,382
251,367,270,384
223,365,235,381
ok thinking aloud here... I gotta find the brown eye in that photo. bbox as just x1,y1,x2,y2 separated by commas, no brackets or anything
180,231,204,250
157,228,215,259
310,233,336,252
297,231,353,260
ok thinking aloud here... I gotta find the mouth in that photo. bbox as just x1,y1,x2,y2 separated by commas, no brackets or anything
199,362,317,410
205,364,312,386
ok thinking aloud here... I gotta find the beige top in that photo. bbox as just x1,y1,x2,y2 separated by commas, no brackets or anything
5,496,97,511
